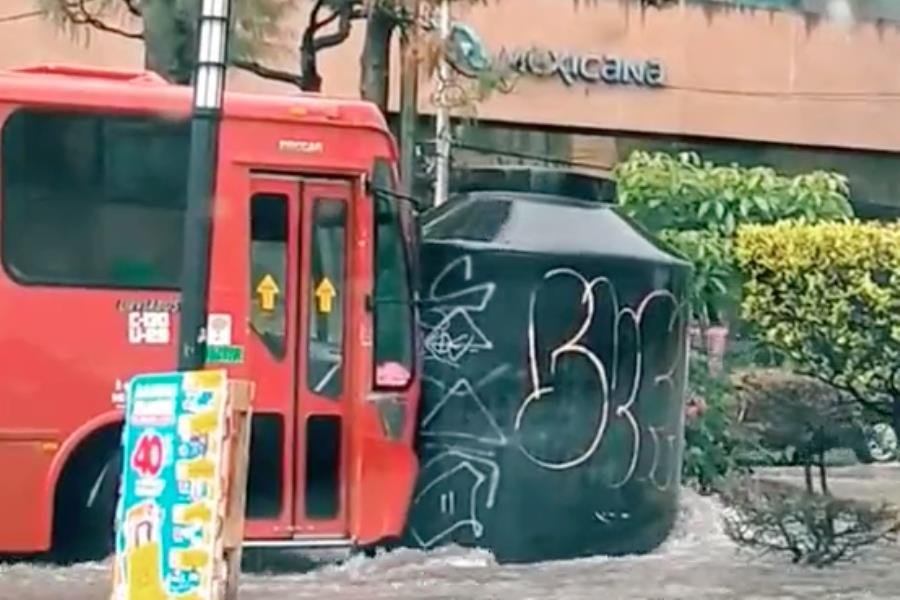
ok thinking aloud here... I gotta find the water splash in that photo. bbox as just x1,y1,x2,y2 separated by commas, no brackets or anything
656,487,733,556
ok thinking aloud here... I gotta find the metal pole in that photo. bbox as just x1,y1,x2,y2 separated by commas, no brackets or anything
177,0,232,371
398,0,420,198
433,0,451,207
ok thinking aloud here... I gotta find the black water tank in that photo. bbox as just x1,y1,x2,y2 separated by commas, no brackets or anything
405,183,691,563
451,166,617,203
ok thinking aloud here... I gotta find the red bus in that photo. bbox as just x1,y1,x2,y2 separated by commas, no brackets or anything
0,64,421,561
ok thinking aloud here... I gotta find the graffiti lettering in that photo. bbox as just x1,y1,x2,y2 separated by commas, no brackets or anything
514,267,688,490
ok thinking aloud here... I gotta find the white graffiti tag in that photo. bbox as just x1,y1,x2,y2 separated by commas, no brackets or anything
645,426,680,491
411,365,511,549
409,449,501,549
420,255,496,367
514,267,688,490
421,376,509,447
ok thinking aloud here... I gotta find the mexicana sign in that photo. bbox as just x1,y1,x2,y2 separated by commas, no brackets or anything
446,22,666,89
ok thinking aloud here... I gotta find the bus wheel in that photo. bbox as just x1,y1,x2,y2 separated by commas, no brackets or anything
52,447,121,564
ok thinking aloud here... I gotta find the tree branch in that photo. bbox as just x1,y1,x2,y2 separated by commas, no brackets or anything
313,7,356,51
296,0,364,92
232,60,304,88
791,341,893,417
808,371,890,417
305,0,362,53
61,0,143,39
118,0,141,17
311,1,341,33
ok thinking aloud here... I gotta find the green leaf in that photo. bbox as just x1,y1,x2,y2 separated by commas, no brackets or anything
724,212,736,235
711,277,729,295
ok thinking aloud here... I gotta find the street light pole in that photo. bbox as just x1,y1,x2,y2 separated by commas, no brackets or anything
177,0,232,371
433,0,451,207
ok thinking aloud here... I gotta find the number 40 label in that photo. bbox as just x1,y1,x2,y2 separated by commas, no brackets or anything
131,431,165,478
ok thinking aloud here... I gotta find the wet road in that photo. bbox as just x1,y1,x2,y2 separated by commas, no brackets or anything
3,465,899,600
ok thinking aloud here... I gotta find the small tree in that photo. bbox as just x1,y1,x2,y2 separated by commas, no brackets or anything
736,220,900,438
615,151,852,329
731,368,876,493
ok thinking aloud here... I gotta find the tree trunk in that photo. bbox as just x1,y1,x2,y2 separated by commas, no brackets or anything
300,38,323,92
359,7,396,112
397,3,420,197
141,0,196,84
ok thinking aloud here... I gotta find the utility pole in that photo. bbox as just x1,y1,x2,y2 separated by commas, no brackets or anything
433,0,451,207
177,0,232,371
398,0,421,197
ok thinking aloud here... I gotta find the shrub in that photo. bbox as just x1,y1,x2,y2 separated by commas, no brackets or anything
736,220,900,435
615,151,853,326
722,477,899,567
682,352,756,493
730,368,874,470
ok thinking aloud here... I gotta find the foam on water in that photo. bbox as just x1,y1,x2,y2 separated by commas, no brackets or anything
316,545,496,580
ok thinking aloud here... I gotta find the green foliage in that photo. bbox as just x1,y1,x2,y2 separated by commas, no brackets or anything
682,352,747,493
616,151,852,235
615,151,853,325
736,220,900,420
658,230,735,326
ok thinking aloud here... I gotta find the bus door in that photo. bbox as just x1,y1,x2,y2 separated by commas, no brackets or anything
244,173,355,545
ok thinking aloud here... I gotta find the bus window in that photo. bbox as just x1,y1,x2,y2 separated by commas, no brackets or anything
307,198,346,399
0,109,189,289
246,414,285,518
250,194,288,359
372,177,414,390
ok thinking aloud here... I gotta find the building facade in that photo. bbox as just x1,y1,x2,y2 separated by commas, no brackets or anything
1,0,900,214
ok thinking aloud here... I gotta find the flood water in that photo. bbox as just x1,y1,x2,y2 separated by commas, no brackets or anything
3,467,899,600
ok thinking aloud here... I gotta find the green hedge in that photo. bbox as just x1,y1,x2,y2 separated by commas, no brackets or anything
735,220,900,418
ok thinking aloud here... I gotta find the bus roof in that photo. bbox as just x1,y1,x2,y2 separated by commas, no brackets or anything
0,64,391,134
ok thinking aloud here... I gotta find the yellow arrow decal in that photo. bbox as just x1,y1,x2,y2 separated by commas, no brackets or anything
256,274,279,312
315,277,337,314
